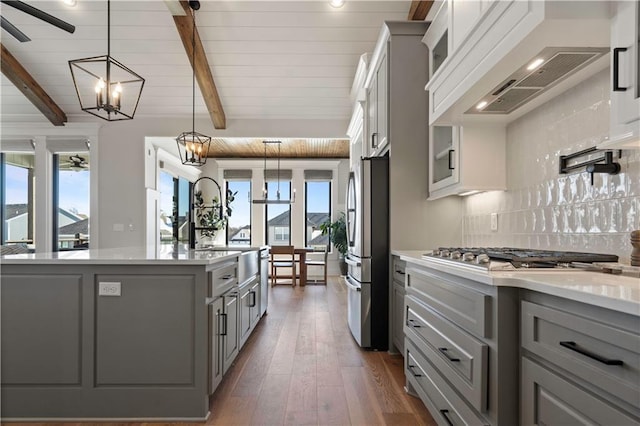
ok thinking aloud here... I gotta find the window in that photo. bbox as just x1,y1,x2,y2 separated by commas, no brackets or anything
305,180,331,249
159,171,192,244
1,152,35,248
265,180,291,246
53,153,90,250
226,180,251,246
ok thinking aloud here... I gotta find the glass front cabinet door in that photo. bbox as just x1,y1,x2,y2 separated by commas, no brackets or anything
429,125,460,193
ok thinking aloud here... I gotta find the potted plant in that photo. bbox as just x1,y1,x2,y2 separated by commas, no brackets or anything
193,189,236,243
320,212,348,276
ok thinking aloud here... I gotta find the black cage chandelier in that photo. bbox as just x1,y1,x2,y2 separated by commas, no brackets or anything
176,0,210,167
68,0,145,121
252,140,296,205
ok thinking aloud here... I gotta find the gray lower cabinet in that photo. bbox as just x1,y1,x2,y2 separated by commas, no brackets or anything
391,255,406,354
222,290,239,375
209,296,224,394
521,357,638,425
239,276,261,349
403,261,519,426
520,291,640,424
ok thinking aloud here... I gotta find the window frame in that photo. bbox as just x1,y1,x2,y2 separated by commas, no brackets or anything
264,180,292,246
304,179,332,250
225,179,252,246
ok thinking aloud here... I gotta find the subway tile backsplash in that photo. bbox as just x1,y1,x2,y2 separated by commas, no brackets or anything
462,70,640,263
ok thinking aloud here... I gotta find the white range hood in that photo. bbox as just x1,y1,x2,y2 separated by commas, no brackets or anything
426,1,612,125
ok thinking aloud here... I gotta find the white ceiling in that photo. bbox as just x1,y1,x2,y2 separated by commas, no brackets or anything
0,0,411,126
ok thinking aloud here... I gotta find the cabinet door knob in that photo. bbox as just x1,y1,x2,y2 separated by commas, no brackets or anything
613,47,628,92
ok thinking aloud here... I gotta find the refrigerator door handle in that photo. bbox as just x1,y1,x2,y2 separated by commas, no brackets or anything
344,276,361,292
345,257,361,267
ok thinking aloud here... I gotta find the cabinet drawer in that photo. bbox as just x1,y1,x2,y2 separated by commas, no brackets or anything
406,266,489,337
392,257,406,284
522,357,639,425
405,340,488,426
405,295,488,411
522,300,640,408
209,262,238,298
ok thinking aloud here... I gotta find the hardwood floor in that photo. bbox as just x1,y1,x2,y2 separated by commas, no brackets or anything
2,277,435,426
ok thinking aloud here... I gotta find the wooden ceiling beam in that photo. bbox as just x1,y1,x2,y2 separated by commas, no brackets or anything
1,43,66,126
172,1,226,129
407,1,434,20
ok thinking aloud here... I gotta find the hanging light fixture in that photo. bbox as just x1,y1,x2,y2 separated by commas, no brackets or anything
68,0,145,121
175,1,211,167
252,140,296,205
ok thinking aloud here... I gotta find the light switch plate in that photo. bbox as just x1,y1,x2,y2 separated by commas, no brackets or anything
99,282,121,296
490,213,498,232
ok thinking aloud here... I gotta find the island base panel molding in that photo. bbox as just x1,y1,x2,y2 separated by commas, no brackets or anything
0,264,210,420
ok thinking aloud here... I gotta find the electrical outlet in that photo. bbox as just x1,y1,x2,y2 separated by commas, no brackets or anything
99,282,121,296
490,213,498,232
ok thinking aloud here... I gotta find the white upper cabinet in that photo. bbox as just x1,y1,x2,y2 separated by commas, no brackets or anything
367,52,388,156
422,1,449,79
425,0,611,126
428,124,506,200
599,0,640,150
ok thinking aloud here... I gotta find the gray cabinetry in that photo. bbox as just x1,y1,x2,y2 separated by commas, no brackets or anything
522,357,638,425
239,276,260,349
403,261,518,426
222,291,239,375
520,291,640,423
209,296,224,394
391,255,406,353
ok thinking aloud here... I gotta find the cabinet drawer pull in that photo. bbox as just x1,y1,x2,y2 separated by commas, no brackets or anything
438,347,460,362
407,364,422,377
440,409,455,426
220,313,228,336
613,47,628,92
448,149,455,170
371,132,378,148
407,318,421,328
559,341,623,366
395,270,406,275
220,274,234,280
250,290,257,308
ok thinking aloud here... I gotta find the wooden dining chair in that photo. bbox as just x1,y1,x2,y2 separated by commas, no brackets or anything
270,245,296,286
305,246,328,285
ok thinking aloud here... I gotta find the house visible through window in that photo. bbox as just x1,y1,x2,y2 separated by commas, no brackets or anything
265,180,291,246
1,152,35,249
53,153,90,250
304,172,331,250
226,180,251,246
159,171,191,244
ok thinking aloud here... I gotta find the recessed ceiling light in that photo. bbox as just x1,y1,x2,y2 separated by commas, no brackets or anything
476,101,488,110
63,0,76,6
330,0,345,8
526,58,545,71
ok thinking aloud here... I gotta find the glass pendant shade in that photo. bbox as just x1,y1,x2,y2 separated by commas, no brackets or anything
176,131,211,166
68,0,144,121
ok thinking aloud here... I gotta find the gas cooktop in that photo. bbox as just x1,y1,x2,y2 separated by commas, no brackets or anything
423,247,619,270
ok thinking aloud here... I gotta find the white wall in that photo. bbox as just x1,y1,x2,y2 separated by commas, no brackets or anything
462,70,640,262
96,117,349,249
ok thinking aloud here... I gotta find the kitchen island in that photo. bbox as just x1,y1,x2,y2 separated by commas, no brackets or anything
0,245,263,421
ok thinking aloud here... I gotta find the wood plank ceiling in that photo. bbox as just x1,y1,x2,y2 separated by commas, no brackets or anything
209,138,349,158
0,1,418,158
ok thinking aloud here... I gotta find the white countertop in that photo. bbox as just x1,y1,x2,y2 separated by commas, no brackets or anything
392,250,640,316
0,245,245,266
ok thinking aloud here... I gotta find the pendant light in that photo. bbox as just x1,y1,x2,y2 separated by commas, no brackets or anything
252,140,296,205
68,0,145,121
175,0,211,167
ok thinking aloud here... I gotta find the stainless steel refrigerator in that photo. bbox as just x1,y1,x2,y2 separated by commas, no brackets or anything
345,156,389,350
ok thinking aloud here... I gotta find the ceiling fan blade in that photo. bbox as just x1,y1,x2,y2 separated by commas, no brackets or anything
1,0,75,34
0,16,31,42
